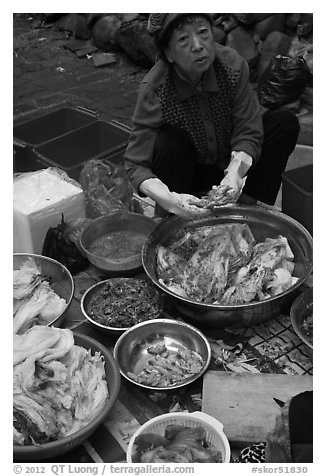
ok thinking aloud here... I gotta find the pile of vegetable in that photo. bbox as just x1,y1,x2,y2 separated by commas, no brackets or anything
13,258,68,334
13,326,109,445
132,425,223,463
157,223,298,305
301,312,313,343
85,278,162,328
127,342,204,387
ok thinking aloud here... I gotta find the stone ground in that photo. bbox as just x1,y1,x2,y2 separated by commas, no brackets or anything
13,14,313,211
13,15,146,128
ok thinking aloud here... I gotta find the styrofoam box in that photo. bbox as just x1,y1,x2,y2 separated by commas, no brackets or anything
13,169,86,254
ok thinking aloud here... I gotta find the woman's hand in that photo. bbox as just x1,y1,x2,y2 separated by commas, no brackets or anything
170,192,211,219
219,173,246,202
218,150,253,202
140,178,210,219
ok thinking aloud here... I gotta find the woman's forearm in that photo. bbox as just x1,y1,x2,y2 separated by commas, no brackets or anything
139,178,176,213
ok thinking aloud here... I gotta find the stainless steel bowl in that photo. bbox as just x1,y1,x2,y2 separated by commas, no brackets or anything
113,318,211,391
81,277,164,337
290,287,313,350
79,211,156,274
142,205,313,328
13,253,74,328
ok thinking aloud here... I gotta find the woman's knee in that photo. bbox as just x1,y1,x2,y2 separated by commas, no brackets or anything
264,108,300,137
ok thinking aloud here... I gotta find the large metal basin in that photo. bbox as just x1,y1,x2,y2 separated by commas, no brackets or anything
142,205,313,328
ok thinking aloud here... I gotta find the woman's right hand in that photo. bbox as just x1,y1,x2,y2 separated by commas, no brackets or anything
139,178,210,220
169,192,211,219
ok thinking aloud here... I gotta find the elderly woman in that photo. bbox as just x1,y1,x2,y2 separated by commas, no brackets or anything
124,13,300,218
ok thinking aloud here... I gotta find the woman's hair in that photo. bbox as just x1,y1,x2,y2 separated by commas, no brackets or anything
155,14,213,62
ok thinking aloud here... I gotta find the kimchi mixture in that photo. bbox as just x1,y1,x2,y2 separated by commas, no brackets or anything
127,342,204,387
156,223,298,305
133,425,222,463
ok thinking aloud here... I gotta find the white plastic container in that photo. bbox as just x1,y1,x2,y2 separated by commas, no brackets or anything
127,411,231,463
13,168,85,254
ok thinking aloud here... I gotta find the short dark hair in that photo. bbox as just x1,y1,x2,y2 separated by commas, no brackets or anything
155,14,213,62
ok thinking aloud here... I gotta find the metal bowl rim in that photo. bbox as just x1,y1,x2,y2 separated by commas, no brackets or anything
80,277,164,332
290,289,313,349
113,318,212,391
13,252,75,326
142,207,313,310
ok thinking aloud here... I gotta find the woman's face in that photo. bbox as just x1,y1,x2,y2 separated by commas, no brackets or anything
165,17,215,85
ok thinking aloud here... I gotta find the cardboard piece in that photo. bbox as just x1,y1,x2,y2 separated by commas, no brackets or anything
92,52,116,67
202,370,313,444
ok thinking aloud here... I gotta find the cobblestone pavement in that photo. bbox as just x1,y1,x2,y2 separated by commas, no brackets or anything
13,14,313,143
13,14,147,127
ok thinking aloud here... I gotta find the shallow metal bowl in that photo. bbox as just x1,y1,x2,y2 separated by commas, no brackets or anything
81,277,164,337
79,211,156,274
142,205,313,328
13,253,74,328
14,332,121,461
113,318,211,391
290,287,313,350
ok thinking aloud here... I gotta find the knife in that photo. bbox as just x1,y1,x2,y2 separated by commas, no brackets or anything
273,397,285,407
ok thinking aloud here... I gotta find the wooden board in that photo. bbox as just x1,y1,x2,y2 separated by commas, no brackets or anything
202,371,313,444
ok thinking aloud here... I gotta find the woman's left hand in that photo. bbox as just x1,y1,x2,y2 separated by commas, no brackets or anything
219,171,245,201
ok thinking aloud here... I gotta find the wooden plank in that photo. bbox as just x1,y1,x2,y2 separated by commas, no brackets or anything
202,371,313,444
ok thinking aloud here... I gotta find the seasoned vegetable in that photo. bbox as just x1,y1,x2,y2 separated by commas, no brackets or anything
127,343,204,387
157,223,297,305
133,425,222,463
86,278,162,328
13,326,108,445
301,312,313,343
13,258,67,334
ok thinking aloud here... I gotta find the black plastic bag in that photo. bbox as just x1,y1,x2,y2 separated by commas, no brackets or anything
257,55,312,108
42,215,90,275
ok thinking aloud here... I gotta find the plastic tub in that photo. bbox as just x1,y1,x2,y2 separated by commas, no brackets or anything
13,107,98,148
13,146,45,174
282,164,313,235
127,411,231,463
13,107,99,174
34,121,130,180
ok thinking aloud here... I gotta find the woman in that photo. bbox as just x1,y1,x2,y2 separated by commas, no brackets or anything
124,13,300,218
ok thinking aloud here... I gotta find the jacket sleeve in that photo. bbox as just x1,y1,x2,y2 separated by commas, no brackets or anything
124,82,163,193
230,58,264,164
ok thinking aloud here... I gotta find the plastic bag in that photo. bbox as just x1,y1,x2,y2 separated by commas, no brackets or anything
79,158,137,218
257,55,312,108
42,215,91,275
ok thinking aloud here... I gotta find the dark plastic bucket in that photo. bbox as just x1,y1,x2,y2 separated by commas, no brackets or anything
282,164,313,235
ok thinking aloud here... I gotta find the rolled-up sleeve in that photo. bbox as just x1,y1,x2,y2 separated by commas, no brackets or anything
124,82,163,193
231,58,264,164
